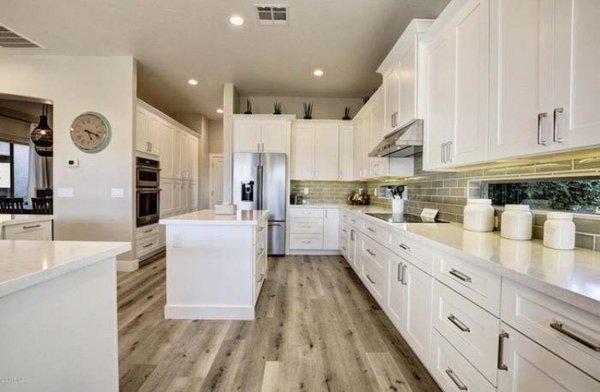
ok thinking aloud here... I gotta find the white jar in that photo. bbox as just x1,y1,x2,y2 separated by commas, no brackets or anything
501,205,532,240
463,199,494,232
543,212,576,250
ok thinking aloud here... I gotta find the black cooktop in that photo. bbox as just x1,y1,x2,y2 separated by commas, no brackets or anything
365,213,448,224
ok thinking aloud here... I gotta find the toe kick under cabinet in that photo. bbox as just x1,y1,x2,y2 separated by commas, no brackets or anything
337,208,600,392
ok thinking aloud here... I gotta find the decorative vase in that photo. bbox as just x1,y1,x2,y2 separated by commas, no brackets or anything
244,99,252,114
303,102,313,120
342,107,351,120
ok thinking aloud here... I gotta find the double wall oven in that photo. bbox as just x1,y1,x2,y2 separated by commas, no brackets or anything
136,157,160,227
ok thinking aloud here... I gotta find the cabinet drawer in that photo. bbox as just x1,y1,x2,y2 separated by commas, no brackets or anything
136,224,159,239
363,219,389,245
290,234,323,250
501,280,600,380
290,208,323,218
290,218,323,234
136,234,161,258
340,211,351,224
390,231,434,275
434,250,501,315
432,281,500,384
347,214,362,228
358,234,386,269
362,253,385,303
4,220,52,240
430,330,495,392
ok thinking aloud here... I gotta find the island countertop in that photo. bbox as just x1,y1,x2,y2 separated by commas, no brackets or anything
0,240,130,298
160,209,270,226
0,214,54,227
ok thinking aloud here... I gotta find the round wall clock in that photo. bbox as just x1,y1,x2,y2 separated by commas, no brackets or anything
70,112,112,153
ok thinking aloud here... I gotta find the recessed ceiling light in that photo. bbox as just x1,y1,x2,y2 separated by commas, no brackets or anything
229,15,244,26
188,79,198,86
313,69,324,77
216,108,224,114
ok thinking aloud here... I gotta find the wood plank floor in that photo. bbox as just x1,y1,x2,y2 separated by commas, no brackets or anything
117,255,441,392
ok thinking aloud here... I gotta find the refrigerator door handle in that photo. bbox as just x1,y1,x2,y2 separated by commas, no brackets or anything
256,164,264,210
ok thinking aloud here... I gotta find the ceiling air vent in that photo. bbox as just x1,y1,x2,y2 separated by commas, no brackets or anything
0,25,41,48
256,5,288,25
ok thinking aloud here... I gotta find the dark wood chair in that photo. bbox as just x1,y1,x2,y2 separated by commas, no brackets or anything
36,188,53,198
0,197,25,214
32,197,53,215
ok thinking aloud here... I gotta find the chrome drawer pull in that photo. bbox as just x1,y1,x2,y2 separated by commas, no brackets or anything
342,229,347,233
449,268,472,283
366,274,376,284
142,243,154,249
445,368,467,391
550,321,600,352
367,227,376,233
300,240,312,244
400,264,407,285
498,331,509,371
448,314,470,332
23,224,42,229
143,228,153,233
538,112,548,145
366,249,376,257
398,243,410,251
397,263,403,282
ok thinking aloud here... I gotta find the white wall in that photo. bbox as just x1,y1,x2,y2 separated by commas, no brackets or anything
0,55,136,259
239,96,363,120
208,119,223,153
222,83,238,204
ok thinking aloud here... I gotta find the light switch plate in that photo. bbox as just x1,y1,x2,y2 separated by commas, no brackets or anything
111,188,124,198
57,188,74,198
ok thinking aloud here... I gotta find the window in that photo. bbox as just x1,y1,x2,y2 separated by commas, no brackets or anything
0,140,30,201
486,177,600,215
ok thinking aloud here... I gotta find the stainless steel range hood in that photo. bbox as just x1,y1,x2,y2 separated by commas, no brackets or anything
369,119,423,158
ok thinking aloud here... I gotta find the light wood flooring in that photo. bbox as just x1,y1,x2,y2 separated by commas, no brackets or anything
117,255,441,392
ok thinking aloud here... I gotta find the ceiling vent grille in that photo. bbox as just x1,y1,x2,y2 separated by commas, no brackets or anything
256,5,288,25
0,25,41,48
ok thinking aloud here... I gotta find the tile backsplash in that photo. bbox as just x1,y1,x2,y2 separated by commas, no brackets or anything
291,180,366,204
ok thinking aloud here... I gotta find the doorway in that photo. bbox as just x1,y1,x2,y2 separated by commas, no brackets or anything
209,153,223,208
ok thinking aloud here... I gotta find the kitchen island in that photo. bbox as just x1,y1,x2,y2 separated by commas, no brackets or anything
0,214,54,240
160,209,269,320
0,240,129,392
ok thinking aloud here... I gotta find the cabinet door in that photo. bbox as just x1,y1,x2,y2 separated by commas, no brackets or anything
180,182,189,212
172,180,182,212
422,30,455,170
233,118,261,153
498,324,599,392
291,124,315,180
386,253,407,333
172,130,182,179
369,96,389,177
398,44,416,129
261,120,287,153
323,209,340,250
159,124,173,178
147,116,160,155
135,108,148,153
160,178,173,216
554,0,600,150
383,67,400,136
338,125,353,180
403,263,433,363
488,0,552,159
314,124,339,180
451,0,489,165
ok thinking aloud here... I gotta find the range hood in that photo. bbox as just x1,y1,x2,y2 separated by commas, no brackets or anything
369,119,423,158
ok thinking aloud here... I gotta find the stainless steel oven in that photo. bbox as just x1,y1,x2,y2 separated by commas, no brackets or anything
136,188,160,227
136,157,160,188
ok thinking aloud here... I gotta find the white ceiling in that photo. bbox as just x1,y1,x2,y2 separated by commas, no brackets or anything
0,0,449,119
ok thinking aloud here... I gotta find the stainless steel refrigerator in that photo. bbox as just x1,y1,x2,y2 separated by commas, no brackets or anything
233,152,287,256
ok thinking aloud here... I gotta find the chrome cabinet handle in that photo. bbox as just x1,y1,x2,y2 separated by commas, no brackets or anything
449,268,472,283
550,321,600,352
401,264,407,285
143,228,153,233
350,229,355,241
538,112,548,145
300,240,312,244
498,331,509,370
23,224,42,229
367,227,376,233
441,143,446,163
397,262,403,282
448,314,470,332
342,229,347,233
447,141,453,163
398,243,410,251
553,108,564,143
366,274,376,284
366,249,376,257
142,243,154,249
445,368,468,391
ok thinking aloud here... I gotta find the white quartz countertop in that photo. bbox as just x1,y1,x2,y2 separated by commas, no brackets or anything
0,214,54,227
334,205,600,314
0,240,130,298
160,209,270,226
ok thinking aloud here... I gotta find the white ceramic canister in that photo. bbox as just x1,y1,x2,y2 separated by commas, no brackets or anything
543,212,576,250
463,199,495,232
501,204,533,240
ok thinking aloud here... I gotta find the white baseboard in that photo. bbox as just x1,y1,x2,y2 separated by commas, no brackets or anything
116,259,139,272
287,250,341,256
164,304,255,320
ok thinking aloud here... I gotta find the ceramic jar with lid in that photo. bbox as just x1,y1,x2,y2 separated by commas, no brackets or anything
501,205,533,240
543,212,576,250
463,199,494,232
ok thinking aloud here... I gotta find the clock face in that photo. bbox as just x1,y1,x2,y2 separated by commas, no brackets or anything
70,112,111,153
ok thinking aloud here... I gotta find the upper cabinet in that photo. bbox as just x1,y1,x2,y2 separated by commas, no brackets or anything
233,115,293,154
378,19,433,137
136,107,160,155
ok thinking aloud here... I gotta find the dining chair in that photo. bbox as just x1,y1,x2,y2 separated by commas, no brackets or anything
0,197,25,214
32,197,53,215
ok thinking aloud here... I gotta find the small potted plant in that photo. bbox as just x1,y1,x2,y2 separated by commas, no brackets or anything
244,99,252,114
273,102,282,115
303,102,313,119
342,107,351,120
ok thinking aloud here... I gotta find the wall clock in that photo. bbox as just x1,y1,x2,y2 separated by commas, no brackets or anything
70,112,112,153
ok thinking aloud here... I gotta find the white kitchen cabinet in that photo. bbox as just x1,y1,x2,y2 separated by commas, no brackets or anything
136,107,160,155
386,252,408,332
402,260,433,364
291,123,315,180
314,124,339,180
159,123,174,178
338,124,354,180
160,178,173,216
3,220,53,240
368,94,389,178
323,209,340,250
497,324,599,392
382,67,399,136
135,108,148,153
172,179,182,212
233,115,292,153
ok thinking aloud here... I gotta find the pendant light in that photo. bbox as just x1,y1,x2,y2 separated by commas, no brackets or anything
31,104,53,147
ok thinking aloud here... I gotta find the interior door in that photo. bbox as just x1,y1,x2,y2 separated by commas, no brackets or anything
261,120,287,153
314,124,339,180
403,263,433,364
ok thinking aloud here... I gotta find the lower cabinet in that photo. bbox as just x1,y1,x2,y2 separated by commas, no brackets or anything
3,220,53,240
289,207,340,253
497,324,598,392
